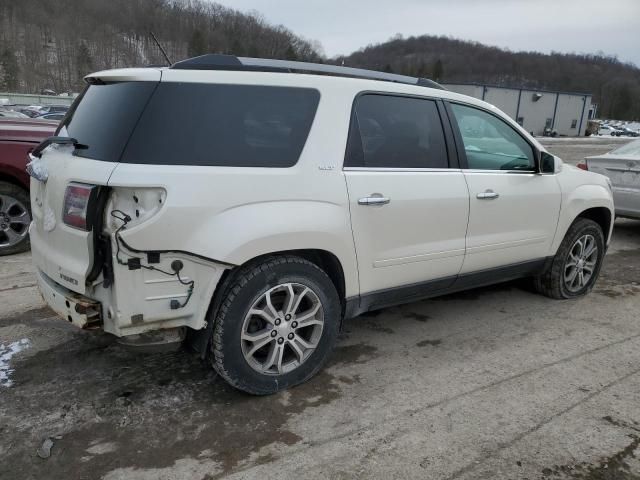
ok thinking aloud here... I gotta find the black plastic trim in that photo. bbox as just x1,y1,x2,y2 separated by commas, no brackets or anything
169,54,445,90
344,258,549,319
86,186,112,284
31,136,81,158
436,99,460,169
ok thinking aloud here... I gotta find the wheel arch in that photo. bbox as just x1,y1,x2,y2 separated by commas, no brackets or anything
0,172,29,191
187,248,348,358
551,204,613,256
576,206,612,242
551,180,614,254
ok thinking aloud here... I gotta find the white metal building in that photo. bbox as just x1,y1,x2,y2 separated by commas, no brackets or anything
443,83,592,137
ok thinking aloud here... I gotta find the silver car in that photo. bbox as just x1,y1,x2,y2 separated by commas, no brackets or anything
583,139,640,219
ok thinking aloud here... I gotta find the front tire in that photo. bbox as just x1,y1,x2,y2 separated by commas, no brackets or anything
210,255,341,395
534,218,605,299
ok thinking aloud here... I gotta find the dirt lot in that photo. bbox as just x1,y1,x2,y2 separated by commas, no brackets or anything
540,136,631,166
2,138,640,480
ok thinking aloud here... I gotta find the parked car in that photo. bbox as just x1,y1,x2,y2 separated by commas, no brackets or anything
18,109,41,118
0,109,29,119
0,118,57,255
41,105,69,114
36,113,66,121
29,56,614,394
22,105,69,118
598,125,623,136
618,127,640,137
581,138,640,219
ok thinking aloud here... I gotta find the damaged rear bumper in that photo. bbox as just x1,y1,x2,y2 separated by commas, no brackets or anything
36,269,102,329
33,236,229,338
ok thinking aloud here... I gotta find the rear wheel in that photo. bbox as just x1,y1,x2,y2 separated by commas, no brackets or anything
210,255,341,395
534,218,605,299
0,181,31,256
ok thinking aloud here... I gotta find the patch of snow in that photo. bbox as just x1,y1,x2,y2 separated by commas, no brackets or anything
86,442,118,455
0,338,30,387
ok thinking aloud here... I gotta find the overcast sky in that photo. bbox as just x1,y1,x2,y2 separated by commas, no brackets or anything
213,0,640,66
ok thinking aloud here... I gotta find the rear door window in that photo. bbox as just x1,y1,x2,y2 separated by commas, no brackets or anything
122,84,320,167
345,94,448,169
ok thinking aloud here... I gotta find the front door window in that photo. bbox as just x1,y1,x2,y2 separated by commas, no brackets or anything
450,103,535,171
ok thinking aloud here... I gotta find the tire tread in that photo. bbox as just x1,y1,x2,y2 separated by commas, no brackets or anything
211,255,335,395
534,218,604,299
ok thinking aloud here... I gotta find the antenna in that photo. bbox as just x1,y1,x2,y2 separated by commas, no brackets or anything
150,31,172,66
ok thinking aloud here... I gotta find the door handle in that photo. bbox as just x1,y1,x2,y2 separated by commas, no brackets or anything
358,194,390,206
476,190,499,200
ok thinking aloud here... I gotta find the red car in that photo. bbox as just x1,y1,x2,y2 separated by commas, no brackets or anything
0,118,57,255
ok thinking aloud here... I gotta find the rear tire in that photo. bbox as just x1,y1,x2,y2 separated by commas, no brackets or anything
534,218,605,299
0,181,31,256
210,255,341,395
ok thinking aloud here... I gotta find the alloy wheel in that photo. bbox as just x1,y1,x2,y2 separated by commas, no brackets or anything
0,194,30,248
241,282,324,375
564,234,598,293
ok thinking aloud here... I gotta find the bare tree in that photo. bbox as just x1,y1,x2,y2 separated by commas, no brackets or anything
0,0,323,93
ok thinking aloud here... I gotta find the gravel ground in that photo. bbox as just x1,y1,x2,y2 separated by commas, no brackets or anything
539,136,632,165
1,138,640,480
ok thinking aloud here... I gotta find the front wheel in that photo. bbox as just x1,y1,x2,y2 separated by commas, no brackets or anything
534,218,605,299
210,255,341,395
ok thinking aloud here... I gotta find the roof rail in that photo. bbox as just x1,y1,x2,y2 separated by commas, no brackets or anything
170,54,446,90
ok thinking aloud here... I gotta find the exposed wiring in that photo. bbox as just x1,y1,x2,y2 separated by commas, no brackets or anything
109,210,195,309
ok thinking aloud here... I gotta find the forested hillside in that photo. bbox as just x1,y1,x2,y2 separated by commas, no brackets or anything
338,35,640,120
0,0,321,94
1,1,639,120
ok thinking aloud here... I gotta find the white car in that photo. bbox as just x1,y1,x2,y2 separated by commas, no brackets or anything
598,125,623,136
28,55,614,394
582,139,640,218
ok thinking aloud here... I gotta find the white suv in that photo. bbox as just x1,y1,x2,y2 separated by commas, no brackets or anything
28,55,614,394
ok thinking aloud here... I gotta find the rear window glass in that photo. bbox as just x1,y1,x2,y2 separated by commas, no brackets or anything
61,82,157,162
122,83,320,167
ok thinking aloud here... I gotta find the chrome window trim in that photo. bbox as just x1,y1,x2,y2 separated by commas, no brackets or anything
463,169,557,176
342,167,556,175
463,169,537,175
343,167,461,173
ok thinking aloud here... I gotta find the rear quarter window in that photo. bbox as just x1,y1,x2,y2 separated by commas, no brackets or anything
121,83,320,167
61,82,158,162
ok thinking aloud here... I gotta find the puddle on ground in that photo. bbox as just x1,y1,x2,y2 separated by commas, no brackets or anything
1,335,379,479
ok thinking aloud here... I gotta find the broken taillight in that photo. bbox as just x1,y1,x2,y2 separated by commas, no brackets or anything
63,183,97,230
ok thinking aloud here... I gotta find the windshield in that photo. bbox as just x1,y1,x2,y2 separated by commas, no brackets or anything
60,81,158,162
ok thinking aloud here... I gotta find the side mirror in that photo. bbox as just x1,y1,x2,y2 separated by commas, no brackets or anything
540,151,556,174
